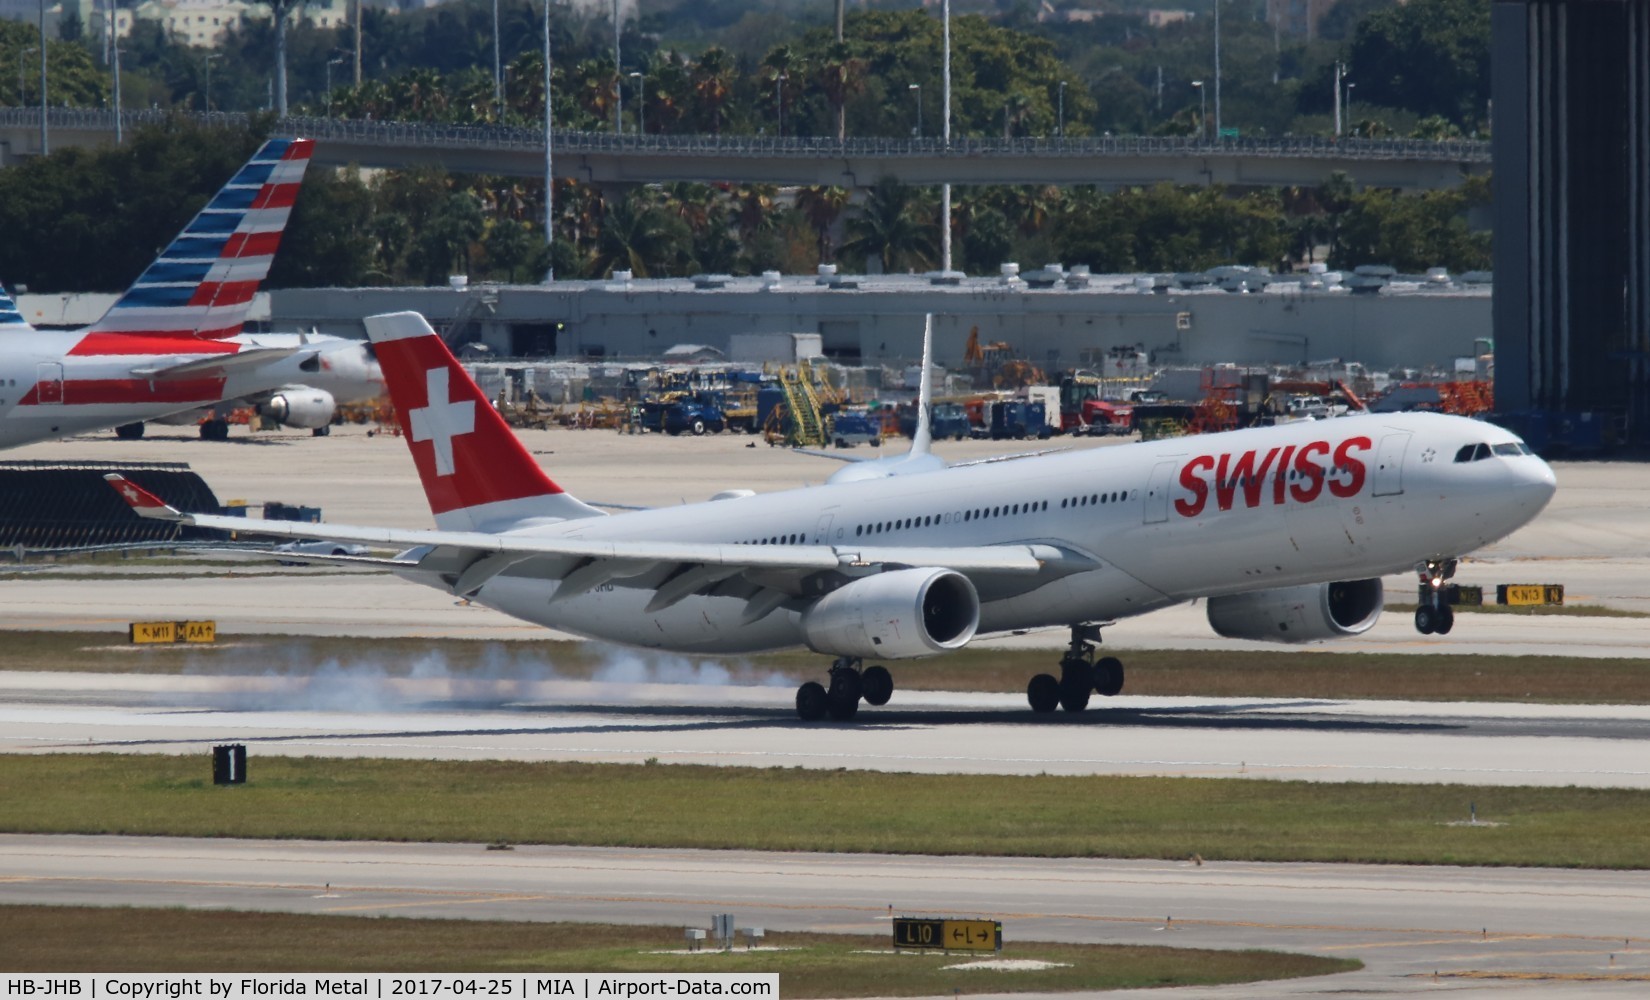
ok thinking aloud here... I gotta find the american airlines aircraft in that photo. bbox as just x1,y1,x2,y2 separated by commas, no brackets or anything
110,311,1559,721
0,136,379,446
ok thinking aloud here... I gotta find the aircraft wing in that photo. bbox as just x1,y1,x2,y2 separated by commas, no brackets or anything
129,347,311,380
108,475,1071,610
790,447,862,464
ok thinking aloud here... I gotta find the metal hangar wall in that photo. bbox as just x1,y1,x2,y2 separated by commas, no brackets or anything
1492,0,1650,441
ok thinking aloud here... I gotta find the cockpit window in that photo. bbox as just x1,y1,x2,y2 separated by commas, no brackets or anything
1457,441,1534,462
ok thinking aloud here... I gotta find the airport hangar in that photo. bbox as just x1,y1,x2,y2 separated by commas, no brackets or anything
243,269,1492,373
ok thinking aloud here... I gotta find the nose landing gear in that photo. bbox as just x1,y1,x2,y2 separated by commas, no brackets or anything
795,657,895,721
1415,559,1458,635
1028,624,1125,713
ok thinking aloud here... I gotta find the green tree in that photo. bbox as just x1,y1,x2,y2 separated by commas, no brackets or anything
588,190,689,278
1345,0,1489,130
839,176,937,274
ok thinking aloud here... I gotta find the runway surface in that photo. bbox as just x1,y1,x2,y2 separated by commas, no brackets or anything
3,834,1647,997
4,670,1650,787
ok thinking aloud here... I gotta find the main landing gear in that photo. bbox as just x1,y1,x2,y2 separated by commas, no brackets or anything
1414,558,1457,635
1027,624,1125,714
795,657,893,722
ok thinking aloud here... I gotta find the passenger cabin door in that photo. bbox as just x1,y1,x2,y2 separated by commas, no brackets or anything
812,513,835,544
1371,433,1410,497
35,363,63,405
1143,460,1177,524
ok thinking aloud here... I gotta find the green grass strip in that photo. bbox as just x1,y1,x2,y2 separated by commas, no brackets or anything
4,756,1647,868
0,907,1357,991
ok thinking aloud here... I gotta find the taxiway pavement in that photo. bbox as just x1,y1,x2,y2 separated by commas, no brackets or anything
3,834,1646,997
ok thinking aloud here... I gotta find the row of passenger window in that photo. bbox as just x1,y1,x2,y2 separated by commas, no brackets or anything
742,487,1139,547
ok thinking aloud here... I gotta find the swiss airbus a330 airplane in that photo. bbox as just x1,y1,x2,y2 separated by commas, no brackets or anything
0,136,380,446
111,312,1558,721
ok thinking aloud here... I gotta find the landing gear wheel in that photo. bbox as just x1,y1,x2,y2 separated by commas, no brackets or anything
826,692,860,721
312,425,331,437
1027,673,1059,713
690,419,706,436
1094,656,1125,697
199,419,230,442
1433,604,1455,635
1059,660,1093,713
795,681,827,721
1414,606,1437,635
114,422,144,440
861,665,893,707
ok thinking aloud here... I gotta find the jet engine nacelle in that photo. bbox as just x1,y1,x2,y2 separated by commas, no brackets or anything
1206,578,1383,644
800,567,980,659
262,387,337,429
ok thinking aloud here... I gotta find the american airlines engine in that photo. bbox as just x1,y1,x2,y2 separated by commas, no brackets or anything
110,311,1558,723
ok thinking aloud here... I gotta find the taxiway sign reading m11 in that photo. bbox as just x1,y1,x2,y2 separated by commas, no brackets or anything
892,918,1002,952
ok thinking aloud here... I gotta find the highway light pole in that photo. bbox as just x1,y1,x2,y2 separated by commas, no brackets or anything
1345,81,1357,135
941,0,952,273
909,83,921,137
612,0,621,133
203,52,221,112
1192,79,1205,140
543,0,554,281
1057,80,1065,137
492,0,501,117
37,0,47,154
1212,0,1221,139
630,71,643,134
775,73,785,137
326,56,344,118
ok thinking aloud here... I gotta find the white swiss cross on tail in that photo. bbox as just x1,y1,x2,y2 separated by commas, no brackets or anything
408,367,475,476
363,311,602,531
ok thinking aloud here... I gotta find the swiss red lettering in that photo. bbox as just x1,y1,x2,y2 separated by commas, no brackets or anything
1174,454,1214,517
1289,440,1329,503
1174,436,1369,518
1272,444,1296,506
1329,436,1372,498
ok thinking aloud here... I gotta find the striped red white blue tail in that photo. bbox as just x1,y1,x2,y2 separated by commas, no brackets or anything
84,137,313,344
0,284,33,331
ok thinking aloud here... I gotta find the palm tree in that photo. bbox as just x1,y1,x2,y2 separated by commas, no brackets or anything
816,40,865,142
795,185,849,262
691,47,735,135
588,190,689,279
839,177,938,274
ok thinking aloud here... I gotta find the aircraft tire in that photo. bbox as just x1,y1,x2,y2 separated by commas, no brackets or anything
691,419,706,436
861,665,893,706
1414,606,1436,635
796,681,828,721
1027,673,1059,713
312,425,331,437
115,422,145,441
826,692,860,721
200,419,230,442
1095,656,1125,697
1059,676,1091,712
1434,605,1455,635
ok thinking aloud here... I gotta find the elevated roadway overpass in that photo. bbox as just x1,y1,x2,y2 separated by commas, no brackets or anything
0,107,1488,191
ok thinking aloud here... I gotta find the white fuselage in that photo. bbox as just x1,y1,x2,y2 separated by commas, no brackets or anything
395,412,1556,653
0,331,375,447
